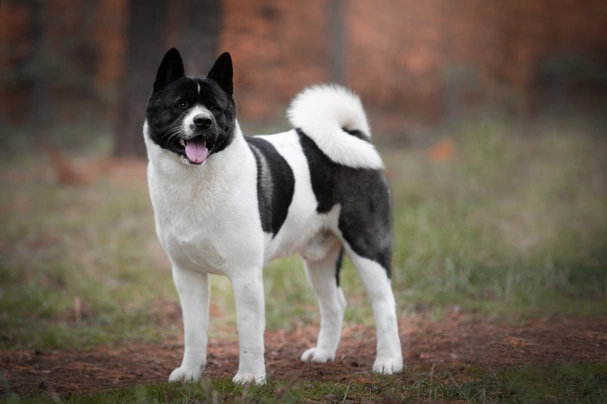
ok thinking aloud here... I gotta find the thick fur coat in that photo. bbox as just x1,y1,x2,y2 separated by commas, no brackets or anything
144,49,403,384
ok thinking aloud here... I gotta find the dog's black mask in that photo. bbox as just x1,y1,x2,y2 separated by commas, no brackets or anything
145,48,237,164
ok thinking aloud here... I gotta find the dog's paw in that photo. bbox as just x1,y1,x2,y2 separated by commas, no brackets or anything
168,366,202,383
300,347,335,363
372,357,404,375
233,372,266,385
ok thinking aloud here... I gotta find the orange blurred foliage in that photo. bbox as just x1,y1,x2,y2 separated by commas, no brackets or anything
428,138,456,161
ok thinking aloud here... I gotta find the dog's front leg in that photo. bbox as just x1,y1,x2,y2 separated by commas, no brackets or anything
231,272,266,384
169,266,210,382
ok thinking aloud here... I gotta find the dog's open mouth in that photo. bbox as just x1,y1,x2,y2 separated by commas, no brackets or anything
180,136,210,164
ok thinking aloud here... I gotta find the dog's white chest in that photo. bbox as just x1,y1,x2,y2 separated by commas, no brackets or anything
147,148,262,275
150,183,224,274
162,227,227,275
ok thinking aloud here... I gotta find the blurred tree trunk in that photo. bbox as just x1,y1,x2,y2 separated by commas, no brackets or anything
114,0,220,157
328,0,345,85
114,0,169,157
30,0,50,135
169,0,220,75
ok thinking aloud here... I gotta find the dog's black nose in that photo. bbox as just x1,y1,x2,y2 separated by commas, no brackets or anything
193,115,212,129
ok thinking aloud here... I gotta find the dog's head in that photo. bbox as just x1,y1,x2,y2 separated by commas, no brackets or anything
145,49,236,165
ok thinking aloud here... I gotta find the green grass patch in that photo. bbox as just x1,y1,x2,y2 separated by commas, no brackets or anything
384,119,607,318
0,168,178,350
1,116,606,353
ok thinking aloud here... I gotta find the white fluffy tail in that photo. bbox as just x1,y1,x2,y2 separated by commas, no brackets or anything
287,84,384,170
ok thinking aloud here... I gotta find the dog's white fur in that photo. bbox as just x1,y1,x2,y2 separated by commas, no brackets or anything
287,85,384,170
144,85,402,384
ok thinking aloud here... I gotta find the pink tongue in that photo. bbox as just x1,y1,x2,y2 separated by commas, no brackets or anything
185,139,209,164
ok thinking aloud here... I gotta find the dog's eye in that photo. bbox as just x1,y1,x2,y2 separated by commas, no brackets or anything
177,101,189,109
209,105,217,111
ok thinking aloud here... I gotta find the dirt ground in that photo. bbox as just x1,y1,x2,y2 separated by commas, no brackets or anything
2,311,606,397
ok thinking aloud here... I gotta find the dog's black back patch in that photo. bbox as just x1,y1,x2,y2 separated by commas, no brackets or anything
246,137,295,237
297,129,393,276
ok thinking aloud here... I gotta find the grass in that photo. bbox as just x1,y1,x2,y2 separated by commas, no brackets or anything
2,361,606,403
1,113,606,401
385,118,607,319
0,168,178,350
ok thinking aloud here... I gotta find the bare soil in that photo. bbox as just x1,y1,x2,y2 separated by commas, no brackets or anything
2,311,606,397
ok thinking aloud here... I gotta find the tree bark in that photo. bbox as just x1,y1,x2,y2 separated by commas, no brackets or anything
170,0,221,76
30,0,50,134
113,0,170,157
113,0,220,157
328,0,345,85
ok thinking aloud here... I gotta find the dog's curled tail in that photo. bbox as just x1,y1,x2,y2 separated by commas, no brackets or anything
287,84,384,170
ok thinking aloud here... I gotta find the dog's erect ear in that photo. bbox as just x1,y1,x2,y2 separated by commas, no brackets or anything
206,52,233,96
153,48,185,93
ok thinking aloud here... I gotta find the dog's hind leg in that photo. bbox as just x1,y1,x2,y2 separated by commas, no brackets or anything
345,247,403,374
300,241,347,363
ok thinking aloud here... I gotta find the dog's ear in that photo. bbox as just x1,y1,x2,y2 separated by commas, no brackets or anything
206,52,233,96
153,48,185,93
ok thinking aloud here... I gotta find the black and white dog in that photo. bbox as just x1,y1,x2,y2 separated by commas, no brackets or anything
144,48,403,384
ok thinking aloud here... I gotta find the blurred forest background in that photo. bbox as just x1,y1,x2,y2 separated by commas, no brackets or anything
1,2,607,400
1,0,606,158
